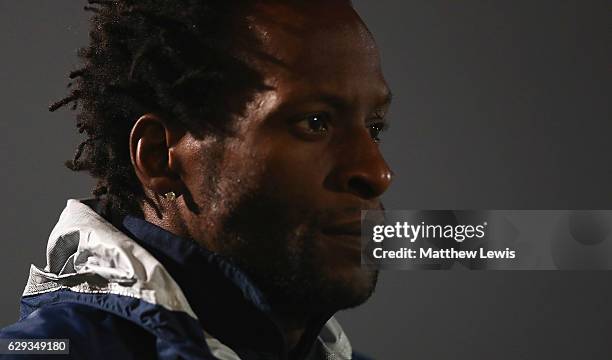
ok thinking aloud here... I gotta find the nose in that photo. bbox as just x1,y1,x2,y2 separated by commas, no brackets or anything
328,129,394,200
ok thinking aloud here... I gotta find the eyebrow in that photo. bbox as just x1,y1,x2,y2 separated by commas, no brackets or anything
372,91,393,119
306,90,393,112
379,91,393,107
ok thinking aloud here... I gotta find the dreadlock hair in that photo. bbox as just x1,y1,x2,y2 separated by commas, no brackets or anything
51,0,269,216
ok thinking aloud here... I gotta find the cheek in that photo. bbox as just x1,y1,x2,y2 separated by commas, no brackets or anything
179,136,266,216
264,145,332,207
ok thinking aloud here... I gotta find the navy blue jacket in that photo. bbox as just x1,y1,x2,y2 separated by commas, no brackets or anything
0,200,371,359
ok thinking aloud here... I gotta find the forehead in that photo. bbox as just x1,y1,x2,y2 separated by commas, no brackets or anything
245,1,388,101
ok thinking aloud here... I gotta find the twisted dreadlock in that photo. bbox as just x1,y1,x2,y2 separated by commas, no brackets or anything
51,0,268,216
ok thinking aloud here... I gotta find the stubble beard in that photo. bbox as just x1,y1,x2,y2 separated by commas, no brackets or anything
209,185,379,316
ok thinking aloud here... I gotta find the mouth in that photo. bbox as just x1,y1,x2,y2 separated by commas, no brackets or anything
321,221,363,252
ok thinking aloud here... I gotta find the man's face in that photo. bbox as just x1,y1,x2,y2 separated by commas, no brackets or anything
176,1,392,312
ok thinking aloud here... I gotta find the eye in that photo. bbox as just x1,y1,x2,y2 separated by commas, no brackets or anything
367,122,388,143
294,113,331,137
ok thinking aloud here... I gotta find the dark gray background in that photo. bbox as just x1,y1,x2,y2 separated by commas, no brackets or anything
1,1,610,359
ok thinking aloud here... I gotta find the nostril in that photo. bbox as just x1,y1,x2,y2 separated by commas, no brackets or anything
347,177,376,199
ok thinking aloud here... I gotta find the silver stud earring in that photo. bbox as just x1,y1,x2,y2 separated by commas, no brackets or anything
163,192,177,201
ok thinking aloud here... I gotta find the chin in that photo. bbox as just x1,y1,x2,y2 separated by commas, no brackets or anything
252,261,379,313
322,266,379,310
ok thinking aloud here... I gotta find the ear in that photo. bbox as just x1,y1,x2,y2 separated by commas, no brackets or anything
129,113,185,198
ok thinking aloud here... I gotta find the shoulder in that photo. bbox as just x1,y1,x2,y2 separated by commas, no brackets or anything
0,301,156,359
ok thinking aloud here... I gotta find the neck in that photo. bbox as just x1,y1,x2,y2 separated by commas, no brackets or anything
270,303,335,358
273,311,315,359
141,200,194,243
282,323,306,355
